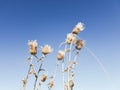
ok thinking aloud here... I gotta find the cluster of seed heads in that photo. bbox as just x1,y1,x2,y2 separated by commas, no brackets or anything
56,22,85,90
22,41,53,90
22,22,85,90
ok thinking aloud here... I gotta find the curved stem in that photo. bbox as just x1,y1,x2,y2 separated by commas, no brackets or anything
62,60,65,90
34,57,45,90
59,42,65,48
62,44,67,90
84,46,110,79
53,61,59,80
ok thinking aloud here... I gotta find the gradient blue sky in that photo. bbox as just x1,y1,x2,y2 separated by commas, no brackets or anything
0,0,120,90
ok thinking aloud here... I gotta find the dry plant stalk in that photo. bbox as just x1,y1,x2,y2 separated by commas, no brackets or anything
22,41,53,90
57,22,85,90
22,22,85,90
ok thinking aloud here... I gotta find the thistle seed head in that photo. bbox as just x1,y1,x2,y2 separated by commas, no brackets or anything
72,22,85,34
41,45,53,55
40,74,47,82
65,33,77,44
57,50,65,60
75,39,84,50
28,40,38,55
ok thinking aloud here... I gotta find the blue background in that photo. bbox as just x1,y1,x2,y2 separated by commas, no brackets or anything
0,0,120,90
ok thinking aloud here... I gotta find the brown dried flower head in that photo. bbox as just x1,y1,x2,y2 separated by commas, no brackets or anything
28,40,38,55
66,33,76,44
41,45,53,55
75,39,84,50
69,80,74,88
57,50,65,60
40,74,47,82
72,22,84,34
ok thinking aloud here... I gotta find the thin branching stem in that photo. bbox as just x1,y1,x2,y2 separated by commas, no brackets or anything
23,56,34,90
34,55,39,60
37,55,45,62
62,60,65,90
72,51,79,70
53,61,59,80
59,42,65,48
34,55,45,90
62,44,67,90
68,43,73,90
34,63,44,90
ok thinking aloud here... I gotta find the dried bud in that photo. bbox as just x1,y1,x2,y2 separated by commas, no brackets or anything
48,80,54,88
66,33,76,44
28,40,38,55
72,27,80,34
22,79,27,85
73,61,78,64
40,74,47,82
57,50,65,60
72,22,84,34
30,64,33,67
69,80,74,88
64,68,68,72
72,73,74,77
41,45,53,55
75,40,84,50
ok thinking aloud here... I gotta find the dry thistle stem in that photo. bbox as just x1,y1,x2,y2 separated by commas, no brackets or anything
72,22,84,34
57,50,65,60
65,33,76,44
28,40,38,55
75,39,84,50
41,45,53,55
34,73,38,78
22,22,85,90
40,74,47,82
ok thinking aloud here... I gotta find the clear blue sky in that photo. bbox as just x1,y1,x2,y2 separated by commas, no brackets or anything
0,0,120,90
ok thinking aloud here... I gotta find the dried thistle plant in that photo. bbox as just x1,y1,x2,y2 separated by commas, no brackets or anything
57,22,85,90
22,22,85,90
22,40,53,90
